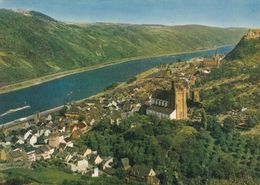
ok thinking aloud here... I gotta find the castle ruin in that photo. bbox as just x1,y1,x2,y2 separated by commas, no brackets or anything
245,29,260,40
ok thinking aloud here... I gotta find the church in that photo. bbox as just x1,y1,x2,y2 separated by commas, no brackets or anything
146,81,187,120
201,50,222,68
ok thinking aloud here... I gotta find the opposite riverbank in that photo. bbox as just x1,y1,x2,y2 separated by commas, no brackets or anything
0,45,232,95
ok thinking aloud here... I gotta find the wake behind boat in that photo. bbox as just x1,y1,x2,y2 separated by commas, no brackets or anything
0,105,31,117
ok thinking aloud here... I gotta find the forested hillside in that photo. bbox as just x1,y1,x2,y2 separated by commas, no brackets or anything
0,9,246,84
197,30,260,131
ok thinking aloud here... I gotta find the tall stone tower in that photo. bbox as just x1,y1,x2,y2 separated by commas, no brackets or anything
214,50,221,66
174,82,187,120
192,88,200,102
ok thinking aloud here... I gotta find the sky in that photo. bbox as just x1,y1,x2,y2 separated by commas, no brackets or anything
0,0,259,27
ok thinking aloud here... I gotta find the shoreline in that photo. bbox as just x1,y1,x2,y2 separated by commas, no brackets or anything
0,87,110,130
0,45,232,95
0,67,150,129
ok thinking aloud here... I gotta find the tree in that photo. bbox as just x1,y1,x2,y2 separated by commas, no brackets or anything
223,116,236,133
59,106,68,116
78,113,86,122
201,108,207,130
245,114,259,128
0,132,5,142
6,176,29,185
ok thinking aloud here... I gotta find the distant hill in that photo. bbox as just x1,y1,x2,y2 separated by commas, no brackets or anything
0,9,246,84
199,30,260,128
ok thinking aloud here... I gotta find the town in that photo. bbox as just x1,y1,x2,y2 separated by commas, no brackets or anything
0,53,223,184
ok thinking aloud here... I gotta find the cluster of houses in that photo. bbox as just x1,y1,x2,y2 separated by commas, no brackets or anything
0,112,111,177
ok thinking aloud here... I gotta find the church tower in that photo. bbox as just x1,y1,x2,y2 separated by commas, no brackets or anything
214,50,221,66
174,82,187,120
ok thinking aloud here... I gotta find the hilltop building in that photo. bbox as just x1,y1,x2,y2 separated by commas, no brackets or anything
146,81,187,120
245,29,260,40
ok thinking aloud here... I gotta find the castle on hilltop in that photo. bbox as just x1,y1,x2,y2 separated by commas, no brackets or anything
244,29,260,40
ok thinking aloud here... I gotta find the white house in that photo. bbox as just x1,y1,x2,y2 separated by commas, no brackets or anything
27,150,36,162
77,159,89,174
16,138,25,145
94,155,103,165
44,129,51,137
83,149,92,157
29,135,38,146
59,126,66,133
46,114,52,121
103,157,113,170
24,130,32,140
66,141,74,148
39,145,54,160
65,155,73,163
69,163,77,172
92,167,99,177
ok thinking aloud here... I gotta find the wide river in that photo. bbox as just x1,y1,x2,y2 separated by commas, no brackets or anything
0,46,233,124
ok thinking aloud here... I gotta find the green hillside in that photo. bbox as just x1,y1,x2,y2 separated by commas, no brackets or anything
198,30,260,129
0,9,246,85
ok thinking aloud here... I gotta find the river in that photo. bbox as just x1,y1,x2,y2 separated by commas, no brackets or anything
0,46,233,124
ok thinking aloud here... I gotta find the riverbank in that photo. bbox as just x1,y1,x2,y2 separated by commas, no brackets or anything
0,45,232,95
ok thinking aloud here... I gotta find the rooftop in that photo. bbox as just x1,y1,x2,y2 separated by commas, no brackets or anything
147,105,174,115
151,89,171,101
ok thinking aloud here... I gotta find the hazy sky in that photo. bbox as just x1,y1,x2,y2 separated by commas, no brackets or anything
0,0,259,27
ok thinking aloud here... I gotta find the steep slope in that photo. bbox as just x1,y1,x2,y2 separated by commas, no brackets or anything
199,30,260,128
0,9,246,84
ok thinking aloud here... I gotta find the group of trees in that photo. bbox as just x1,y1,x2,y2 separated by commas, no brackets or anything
74,114,260,185
3,113,259,185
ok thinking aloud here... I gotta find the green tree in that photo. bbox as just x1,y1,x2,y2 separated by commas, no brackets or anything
223,116,236,133
201,108,208,130
78,113,86,122
245,114,259,128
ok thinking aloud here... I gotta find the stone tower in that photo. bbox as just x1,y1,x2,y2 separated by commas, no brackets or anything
0,149,7,160
192,88,200,102
214,50,221,66
174,82,187,120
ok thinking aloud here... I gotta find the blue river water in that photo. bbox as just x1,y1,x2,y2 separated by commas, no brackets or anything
0,46,233,124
